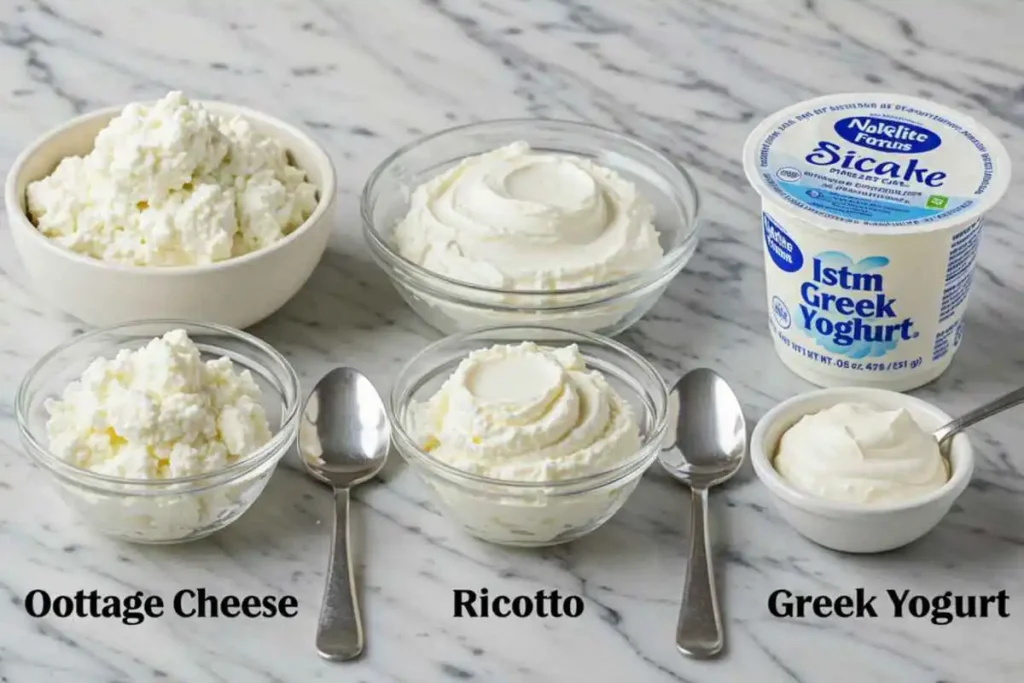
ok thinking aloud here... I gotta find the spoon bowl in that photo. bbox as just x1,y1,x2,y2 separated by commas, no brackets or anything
299,367,391,662
659,368,747,659
660,369,746,487
301,368,391,486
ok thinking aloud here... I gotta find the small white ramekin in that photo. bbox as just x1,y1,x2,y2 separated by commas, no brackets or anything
751,387,974,553
5,101,337,329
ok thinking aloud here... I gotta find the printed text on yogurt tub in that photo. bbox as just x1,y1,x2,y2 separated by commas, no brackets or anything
764,214,917,358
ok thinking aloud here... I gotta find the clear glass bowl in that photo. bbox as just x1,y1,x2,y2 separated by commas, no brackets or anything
389,325,669,546
16,320,300,544
362,119,701,336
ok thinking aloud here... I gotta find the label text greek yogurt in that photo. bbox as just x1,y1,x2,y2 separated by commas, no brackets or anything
799,257,915,347
767,588,1010,625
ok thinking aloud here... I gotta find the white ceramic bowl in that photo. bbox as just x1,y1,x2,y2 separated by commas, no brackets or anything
5,101,337,329
751,387,974,553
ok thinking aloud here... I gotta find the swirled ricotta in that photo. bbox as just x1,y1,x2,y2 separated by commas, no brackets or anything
392,142,663,290
774,402,948,505
411,342,641,482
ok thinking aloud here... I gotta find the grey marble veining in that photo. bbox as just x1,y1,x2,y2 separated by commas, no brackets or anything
1,1,1022,681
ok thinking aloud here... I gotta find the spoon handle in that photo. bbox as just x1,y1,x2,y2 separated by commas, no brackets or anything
316,486,363,661
676,487,723,658
934,385,1024,445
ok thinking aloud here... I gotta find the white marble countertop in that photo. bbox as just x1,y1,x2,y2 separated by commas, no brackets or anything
2,1,1023,681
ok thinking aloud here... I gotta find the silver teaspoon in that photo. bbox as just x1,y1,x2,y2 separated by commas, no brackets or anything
658,368,747,659
299,367,390,661
932,385,1024,452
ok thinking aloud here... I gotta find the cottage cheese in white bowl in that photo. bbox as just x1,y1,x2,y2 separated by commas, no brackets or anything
389,326,668,546
743,93,1011,391
6,92,336,328
16,321,300,543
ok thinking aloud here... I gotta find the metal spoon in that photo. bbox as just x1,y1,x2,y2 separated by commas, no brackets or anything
299,367,391,661
932,385,1024,452
658,368,747,659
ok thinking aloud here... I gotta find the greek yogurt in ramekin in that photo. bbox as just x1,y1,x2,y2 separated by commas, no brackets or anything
743,93,1011,391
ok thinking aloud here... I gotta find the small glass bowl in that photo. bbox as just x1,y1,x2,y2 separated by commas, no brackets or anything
389,325,669,546
16,320,300,544
362,119,701,336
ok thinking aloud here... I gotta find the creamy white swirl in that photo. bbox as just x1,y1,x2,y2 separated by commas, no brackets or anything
411,342,641,482
774,402,948,505
392,142,663,290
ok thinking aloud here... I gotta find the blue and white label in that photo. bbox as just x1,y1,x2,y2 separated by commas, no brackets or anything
798,252,917,358
762,210,920,360
746,95,1009,388
833,116,942,154
745,95,1008,229
757,206,985,385
763,213,803,272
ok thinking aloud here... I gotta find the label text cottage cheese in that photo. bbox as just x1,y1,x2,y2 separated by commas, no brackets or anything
27,91,318,266
743,93,1011,391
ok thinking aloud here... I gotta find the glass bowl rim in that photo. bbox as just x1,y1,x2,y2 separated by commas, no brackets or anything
360,117,702,300
388,323,669,491
15,318,301,489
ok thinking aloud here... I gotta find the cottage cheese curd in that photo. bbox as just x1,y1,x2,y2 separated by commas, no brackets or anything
774,402,948,505
743,93,1011,391
44,329,274,540
26,91,318,266
408,342,644,544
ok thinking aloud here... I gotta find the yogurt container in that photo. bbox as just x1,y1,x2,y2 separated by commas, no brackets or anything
743,93,1012,391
